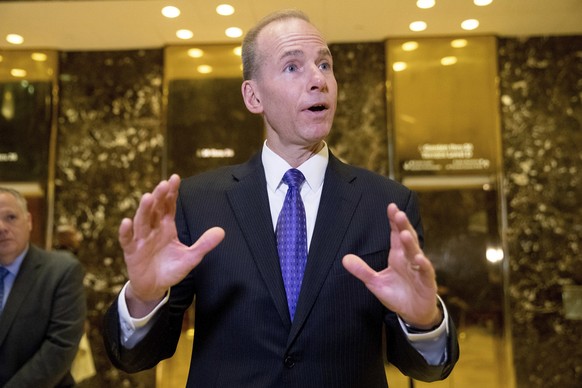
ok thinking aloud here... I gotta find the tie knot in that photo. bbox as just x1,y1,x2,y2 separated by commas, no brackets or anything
282,169,305,188
0,267,7,279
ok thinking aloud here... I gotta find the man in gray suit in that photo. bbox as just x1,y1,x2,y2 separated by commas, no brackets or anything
103,9,459,387
0,187,86,387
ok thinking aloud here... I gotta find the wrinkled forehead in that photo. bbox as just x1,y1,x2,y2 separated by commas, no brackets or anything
257,18,330,60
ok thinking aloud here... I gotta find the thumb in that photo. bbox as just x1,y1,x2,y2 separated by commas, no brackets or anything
190,227,226,257
342,254,376,284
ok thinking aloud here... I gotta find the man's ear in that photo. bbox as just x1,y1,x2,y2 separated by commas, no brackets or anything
241,80,263,114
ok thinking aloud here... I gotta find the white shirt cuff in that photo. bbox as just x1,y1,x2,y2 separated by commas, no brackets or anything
118,281,170,348
397,295,450,365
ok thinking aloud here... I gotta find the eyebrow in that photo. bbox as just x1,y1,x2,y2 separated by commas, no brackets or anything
280,48,332,61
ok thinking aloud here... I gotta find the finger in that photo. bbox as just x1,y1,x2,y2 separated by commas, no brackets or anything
132,192,156,238
342,254,377,284
163,175,181,219
399,229,423,260
118,218,135,252
390,204,418,240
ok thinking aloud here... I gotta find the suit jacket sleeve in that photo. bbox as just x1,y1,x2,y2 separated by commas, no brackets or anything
383,190,459,381
102,293,185,373
5,250,86,388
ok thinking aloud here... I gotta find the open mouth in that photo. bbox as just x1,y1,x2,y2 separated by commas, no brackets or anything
308,104,326,112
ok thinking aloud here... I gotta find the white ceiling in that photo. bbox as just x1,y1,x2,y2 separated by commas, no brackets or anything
0,0,581,51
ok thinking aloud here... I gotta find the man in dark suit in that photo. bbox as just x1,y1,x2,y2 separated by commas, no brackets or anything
0,187,86,387
103,9,459,387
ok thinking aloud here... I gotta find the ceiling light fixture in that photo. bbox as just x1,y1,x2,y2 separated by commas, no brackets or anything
416,0,436,9
392,62,407,72
6,34,24,45
402,41,419,51
225,27,243,38
161,6,180,18
451,39,468,48
197,65,213,74
409,21,427,32
474,0,493,6
440,56,458,66
461,19,480,30
31,52,48,62
176,29,194,40
216,4,235,16
187,48,204,58
10,68,27,77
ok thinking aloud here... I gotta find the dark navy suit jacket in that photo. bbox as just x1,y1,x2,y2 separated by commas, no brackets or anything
104,151,459,387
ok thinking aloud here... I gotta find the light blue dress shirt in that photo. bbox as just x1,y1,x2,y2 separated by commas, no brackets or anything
0,245,28,312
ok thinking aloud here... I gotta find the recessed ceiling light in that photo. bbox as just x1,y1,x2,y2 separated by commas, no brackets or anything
440,56,458,66
161,6,180,18
474,0,493,6
31,52,47,61
416,0,435,9
176,29,194,40
451,39,468,48
6,34,24,45
197,65,213,74
216,4,235,16
409,21,427,32
225,27,243,38
11,68,27,77
461,19,480,30
402,41,419,51
187,48,204,58
392,62,407,72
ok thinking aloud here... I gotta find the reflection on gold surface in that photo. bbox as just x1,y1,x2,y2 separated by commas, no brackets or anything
164,44,242,81
386,36,514,387
0,49,58,82
158,323,509,387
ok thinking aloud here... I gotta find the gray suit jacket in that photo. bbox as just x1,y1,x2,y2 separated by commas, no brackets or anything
0,245,86,387
103,152,459,387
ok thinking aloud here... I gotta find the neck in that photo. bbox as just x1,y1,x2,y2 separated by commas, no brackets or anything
266,140,325,168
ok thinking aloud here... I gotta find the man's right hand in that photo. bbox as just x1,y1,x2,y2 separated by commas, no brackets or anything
118,174,225,317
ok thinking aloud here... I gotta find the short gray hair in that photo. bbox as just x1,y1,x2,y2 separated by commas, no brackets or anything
241,9,311,81
0,187,29,212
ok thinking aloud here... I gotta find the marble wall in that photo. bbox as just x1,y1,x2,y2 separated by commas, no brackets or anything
328,42,389,175
49,36,581,388
56,49,164,387
498,36,582,388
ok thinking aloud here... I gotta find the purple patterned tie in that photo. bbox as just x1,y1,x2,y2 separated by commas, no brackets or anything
0,267,8,313
276,168,307,321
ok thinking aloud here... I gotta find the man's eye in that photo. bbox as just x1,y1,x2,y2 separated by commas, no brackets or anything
285,64,298,72
320,62,332,71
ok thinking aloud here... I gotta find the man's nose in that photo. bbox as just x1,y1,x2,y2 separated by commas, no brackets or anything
308,65,327,91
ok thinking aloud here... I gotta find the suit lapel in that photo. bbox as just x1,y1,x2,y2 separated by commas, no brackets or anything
0,246,42,346
226,153,291,328
288,154,362,343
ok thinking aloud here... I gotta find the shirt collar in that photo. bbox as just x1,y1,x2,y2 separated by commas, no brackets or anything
3,244,28,277
262,141,328,193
